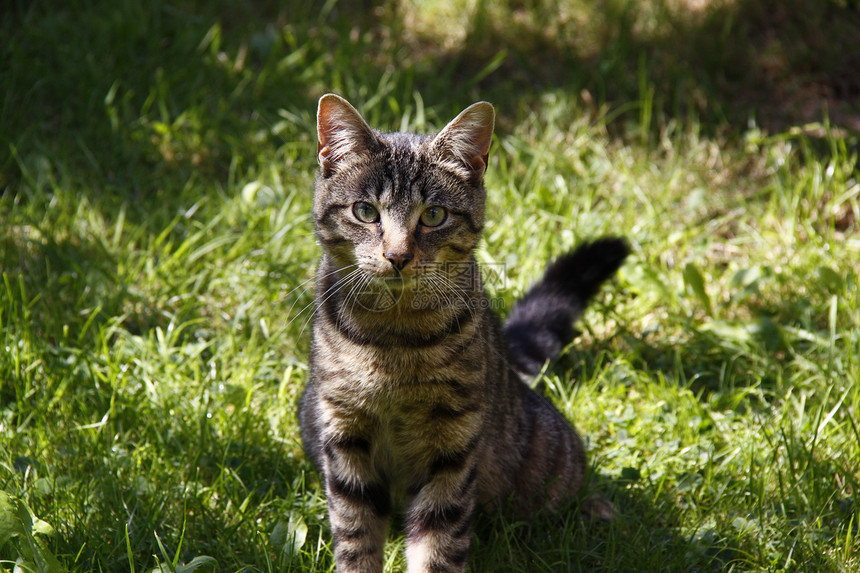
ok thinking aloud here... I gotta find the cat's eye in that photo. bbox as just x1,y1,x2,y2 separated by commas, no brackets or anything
352,201,379,223
420,206,447,227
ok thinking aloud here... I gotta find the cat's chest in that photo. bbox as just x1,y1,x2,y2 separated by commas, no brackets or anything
319,344,449,408
313,314,473,390
313,329,483,417
312,308,486,439
325,361,481,488
312,318,487,487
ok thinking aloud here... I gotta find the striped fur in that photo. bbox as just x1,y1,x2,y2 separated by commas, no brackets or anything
299,94,627,572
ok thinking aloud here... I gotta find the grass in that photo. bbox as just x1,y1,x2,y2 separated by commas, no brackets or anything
1,0,859,571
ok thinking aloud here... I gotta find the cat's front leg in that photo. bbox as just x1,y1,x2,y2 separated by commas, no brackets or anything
404,460,478,573
323,435,391,572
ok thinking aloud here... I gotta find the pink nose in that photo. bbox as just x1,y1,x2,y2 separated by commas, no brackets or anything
384,252,413,271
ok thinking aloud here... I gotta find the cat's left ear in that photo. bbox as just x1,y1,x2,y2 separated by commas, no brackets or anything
431,102,495,180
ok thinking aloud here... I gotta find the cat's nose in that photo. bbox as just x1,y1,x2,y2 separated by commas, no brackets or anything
384,252,413,271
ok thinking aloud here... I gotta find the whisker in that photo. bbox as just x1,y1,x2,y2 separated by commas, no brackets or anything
339,271,374,328
430,271,476,315
297,268,366,337
288,267,363,330
284,263,359,319
427,268,482,340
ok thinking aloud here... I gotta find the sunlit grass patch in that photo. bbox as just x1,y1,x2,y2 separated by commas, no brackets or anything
2,0,859,571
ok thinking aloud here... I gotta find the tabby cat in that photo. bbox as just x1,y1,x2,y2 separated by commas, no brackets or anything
298,94,628,572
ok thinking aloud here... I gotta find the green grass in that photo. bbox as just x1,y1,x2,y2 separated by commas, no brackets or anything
2,0,859,571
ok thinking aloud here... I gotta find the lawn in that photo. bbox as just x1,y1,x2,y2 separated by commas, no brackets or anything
2,0,859,571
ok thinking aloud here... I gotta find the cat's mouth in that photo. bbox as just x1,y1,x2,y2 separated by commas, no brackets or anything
347,273,417,314
366,261,427,282
358,259,453,297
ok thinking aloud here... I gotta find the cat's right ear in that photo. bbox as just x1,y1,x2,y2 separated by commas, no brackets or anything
317,94,378,177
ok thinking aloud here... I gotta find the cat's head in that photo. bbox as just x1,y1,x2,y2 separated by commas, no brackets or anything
312,94,494,287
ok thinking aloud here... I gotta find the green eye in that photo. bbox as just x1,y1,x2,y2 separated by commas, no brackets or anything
420,206,447,227
352,201,379,223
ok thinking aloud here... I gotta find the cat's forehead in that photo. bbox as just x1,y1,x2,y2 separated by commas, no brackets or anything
370,133,436,198
378,131,433,156
369,139,430,208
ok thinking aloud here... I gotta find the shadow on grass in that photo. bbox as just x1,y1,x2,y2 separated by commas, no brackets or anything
2,1,858,569
3,0,859,217
466,478,737,572
412,0,860,134
548,338,858,570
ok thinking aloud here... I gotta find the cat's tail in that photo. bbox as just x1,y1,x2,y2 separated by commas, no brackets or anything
503,237,629,377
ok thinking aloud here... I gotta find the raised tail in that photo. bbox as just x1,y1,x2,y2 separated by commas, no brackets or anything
504,237,629,377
